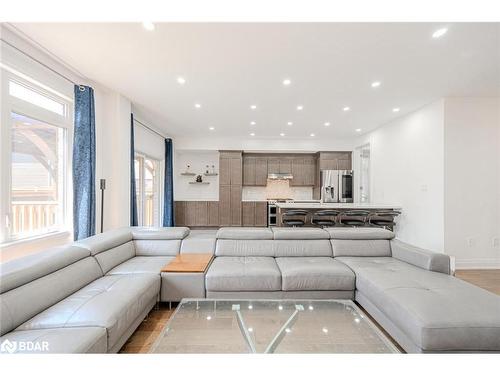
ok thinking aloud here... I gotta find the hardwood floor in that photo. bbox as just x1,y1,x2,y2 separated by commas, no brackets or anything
119,269,500,354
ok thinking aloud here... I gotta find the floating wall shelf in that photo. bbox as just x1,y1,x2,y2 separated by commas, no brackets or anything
180,172,196,176
189,181,210,185
203,173,218,176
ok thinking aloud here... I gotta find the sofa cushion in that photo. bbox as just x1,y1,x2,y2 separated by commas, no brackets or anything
391,239,450,274
180,231,216,254
331,239,391,257
206,257,281,291
134,240,181,256
326,227,395,240
0,245,90,294
215,239,274,257
93,241,136,274
337,257,500,352
0,257,102,336
0,327,107,354
16,274,160,350
276,257,355,291
131,226,190,240
216,227,274,240
273,240,333,257
106,256,174,275
272,227,330,240
74,227,133,255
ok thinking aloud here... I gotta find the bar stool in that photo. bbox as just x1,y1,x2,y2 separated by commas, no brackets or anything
312,210,340,227
282,209,309,227
368,210,401,231
339,210,371,227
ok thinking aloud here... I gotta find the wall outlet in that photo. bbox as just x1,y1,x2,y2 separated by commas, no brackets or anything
493,237,499,248
466,237,476,248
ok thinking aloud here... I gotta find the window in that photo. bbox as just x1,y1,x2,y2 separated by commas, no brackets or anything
1,44,73,244
9,113,66,240
134,153,162,226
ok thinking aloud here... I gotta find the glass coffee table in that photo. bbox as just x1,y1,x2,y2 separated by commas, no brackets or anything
150,299,400,353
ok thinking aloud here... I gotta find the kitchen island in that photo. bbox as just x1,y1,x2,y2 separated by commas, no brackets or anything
275,202,402,227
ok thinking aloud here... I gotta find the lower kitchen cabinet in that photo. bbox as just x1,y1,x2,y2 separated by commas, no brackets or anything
242,201,268,227
174,201,218,227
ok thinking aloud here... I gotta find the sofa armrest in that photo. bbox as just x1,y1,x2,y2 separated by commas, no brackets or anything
390,239,451,274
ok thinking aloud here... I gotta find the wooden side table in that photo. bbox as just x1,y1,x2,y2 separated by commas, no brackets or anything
160,254,214,306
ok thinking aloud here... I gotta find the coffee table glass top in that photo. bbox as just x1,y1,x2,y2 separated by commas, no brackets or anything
150,299,400,353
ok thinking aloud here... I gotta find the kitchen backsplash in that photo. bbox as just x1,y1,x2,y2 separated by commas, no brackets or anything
242,180,313,201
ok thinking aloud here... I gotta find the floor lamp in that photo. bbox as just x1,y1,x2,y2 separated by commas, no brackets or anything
100,179,106,233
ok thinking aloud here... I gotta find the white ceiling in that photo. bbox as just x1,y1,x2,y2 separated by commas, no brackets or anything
11,22,500,139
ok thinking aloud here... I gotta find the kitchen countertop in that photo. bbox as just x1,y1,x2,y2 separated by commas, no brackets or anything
275,202,402,210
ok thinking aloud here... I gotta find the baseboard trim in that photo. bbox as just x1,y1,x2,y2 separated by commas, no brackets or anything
455,258,500,270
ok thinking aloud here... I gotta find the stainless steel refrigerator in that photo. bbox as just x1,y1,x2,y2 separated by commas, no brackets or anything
321,170,354,203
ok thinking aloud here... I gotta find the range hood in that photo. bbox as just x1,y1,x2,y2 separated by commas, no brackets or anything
268,173,293,180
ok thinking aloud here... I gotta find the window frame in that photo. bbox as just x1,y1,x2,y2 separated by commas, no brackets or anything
134,151,163,227
0,68,73,245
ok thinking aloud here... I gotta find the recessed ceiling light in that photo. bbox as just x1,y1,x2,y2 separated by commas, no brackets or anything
250,132,255,136
285,328,291,333
322,327,328,334
206,316,212,320
250,121,256,125
393,107,400,112
310,133,315,137
280,132,285,137
283,78,291,86
209,127,215,131
194,103,201,109
324,122,330,127
176,76,186,85
355,128,362,132
142,22,155,31
250,105,257,110
343,106,350,112
432,27,448,39
371,81,381,88
287,121,293,126
296,105,304,111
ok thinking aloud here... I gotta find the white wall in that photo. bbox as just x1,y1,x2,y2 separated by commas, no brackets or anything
174,150,219,201
355,100,445,252
94,89,132,232
444,98,500,268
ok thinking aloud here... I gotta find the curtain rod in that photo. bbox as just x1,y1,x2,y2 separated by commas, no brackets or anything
1,37,81,86
133,118,167,139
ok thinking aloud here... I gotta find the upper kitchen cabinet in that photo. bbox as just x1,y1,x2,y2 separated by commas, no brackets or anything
219,151,242,185
290,156,316,186
255,157,268,185
242,154,267,186
243,153,316,186
318,152,352,170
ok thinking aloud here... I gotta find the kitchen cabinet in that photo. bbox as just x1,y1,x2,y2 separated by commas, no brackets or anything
230,185,242,226
174,201,216,227
219,151,242,226
218,185,231,226
319,152,352,170
243,157,256,185
267,157,280,174
242,201,268,227
243,154,315,186
255,157,268,185
207,202,219,226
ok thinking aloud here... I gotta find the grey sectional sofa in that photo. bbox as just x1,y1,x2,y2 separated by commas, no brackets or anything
1,226,499,353
0,227,190,353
